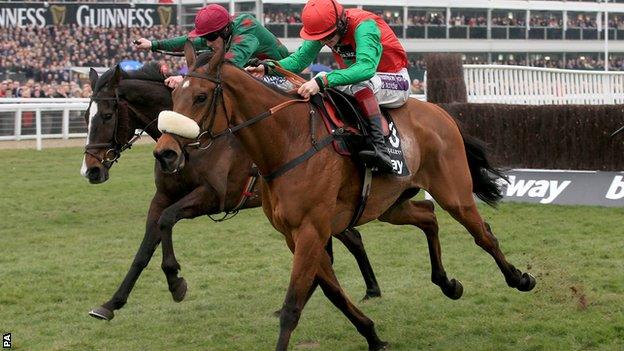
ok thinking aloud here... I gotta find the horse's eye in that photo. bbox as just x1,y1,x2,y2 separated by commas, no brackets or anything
102,113,113,120
194,94,207,104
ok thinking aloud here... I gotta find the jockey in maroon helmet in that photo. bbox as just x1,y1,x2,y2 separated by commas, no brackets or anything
135,4,289,89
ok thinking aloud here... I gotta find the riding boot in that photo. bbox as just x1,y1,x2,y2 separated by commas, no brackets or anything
354,88,394,173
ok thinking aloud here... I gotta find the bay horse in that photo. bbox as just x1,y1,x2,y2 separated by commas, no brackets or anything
81,63,384,321
153,42,536,350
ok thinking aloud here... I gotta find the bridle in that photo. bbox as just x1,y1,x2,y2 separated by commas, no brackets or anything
175,57,343,181
84,91,158,168
181,54,310,151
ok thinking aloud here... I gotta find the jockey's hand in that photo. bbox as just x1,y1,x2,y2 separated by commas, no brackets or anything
245,65,265,78
134,38,152,50
164,75,184,89
297,79,320,99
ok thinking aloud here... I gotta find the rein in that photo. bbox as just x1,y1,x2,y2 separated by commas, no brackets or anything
182,63,343,181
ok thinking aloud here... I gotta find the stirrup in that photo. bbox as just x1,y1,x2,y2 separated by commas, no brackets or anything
358,150,394,173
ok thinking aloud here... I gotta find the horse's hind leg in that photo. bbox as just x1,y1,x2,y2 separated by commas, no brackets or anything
426,167,536,292
380,199,463,300
89,193,168,321
335,228,382,300
158,185,218,302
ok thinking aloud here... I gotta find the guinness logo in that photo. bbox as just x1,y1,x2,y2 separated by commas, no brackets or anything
157,6,173,26
50,5,67,26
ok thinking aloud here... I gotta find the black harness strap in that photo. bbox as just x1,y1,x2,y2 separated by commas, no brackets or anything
262,132,340,182
347,167,373,228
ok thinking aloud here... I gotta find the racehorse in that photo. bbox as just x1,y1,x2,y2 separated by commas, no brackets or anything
81,63,384,321
153,42,536,350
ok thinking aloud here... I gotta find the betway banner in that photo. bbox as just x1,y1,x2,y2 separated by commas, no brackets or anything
498,170,624,207
424,169,624,207
0,3,176,28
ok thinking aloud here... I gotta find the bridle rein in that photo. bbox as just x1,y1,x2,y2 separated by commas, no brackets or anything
178,60,343,181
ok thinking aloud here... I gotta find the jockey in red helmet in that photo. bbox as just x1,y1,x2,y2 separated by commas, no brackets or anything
247,0,410,173
135,4,289,89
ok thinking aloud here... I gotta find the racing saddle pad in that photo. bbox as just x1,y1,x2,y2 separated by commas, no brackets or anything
311,90,410,176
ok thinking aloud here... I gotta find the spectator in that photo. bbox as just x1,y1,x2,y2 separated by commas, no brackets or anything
0,80,8,97
411,79,424,94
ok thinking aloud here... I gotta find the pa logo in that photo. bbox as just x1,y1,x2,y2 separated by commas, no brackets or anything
2,333,10,348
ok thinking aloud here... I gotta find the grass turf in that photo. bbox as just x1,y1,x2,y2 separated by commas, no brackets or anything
1,145,623,350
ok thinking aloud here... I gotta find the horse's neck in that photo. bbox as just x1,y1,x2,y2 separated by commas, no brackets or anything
223,65,312,175
119,80,170,140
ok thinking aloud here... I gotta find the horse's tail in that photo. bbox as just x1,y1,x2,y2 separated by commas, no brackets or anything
461,134,507,207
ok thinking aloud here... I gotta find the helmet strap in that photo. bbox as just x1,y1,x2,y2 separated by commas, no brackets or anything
330,0,348,38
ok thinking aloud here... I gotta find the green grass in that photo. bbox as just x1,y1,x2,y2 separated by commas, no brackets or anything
1,145,623,351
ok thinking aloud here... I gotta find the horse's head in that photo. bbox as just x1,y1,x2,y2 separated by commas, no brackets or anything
81,65,133,184
154,41,229,174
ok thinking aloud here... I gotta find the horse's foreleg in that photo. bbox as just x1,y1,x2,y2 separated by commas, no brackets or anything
380,199,463,299
315,250,388,351
276,224,326,351
334,228,382,300
89,193,168,321
427,172,536,292
158,185,217,302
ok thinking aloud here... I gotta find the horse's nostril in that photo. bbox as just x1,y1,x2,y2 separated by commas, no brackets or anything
160,149,179,163
87,167,101,180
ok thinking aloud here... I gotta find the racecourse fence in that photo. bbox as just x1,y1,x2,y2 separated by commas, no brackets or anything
464,65,624,105
0,98,89,150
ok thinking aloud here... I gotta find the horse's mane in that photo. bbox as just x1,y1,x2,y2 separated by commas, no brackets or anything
224,62,300,99
95,62,165,92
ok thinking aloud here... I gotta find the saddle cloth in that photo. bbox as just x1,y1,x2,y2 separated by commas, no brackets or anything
311,89,410,176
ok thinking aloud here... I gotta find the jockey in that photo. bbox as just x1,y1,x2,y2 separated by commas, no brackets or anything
246,0,410,173
135,4,290,89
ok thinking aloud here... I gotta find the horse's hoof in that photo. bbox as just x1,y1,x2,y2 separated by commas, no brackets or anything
171,278,187,302
89,306,114,321
517,273,536,292
443,279,464,300
361,291,382,301
369,341,389,351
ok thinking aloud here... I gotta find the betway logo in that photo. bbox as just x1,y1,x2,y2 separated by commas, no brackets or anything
502,175,571,204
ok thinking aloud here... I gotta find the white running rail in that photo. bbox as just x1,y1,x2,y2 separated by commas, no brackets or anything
0,98,89,150
463,64,624,105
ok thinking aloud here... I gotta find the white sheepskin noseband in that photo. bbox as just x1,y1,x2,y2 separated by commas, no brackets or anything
158,110,200,139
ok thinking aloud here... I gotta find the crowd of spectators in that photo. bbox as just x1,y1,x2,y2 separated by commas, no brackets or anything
0,25,187,87
491,16,526,26
0,78,93,98
4,10,624,99
263,10,302,24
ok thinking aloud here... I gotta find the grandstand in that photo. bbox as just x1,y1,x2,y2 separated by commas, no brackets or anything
3,0,624,90
2,0,624,148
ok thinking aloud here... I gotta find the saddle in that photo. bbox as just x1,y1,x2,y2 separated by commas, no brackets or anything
310,89,392,157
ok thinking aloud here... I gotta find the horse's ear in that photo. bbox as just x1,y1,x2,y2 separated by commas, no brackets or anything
89,68,98,90
184,40,197,69
108,64,122,88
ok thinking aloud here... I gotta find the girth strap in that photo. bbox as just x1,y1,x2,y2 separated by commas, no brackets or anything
347,168,373,228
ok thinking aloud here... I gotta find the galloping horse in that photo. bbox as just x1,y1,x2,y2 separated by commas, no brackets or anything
154,42,536,350
82,63,383,321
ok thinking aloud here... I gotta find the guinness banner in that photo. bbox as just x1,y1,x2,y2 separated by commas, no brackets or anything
0,2,177,28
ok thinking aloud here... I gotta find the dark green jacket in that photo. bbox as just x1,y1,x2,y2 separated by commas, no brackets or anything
151,14,289,68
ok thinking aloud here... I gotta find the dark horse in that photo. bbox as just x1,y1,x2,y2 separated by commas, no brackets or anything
81,63,384,321
154,42,536,350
